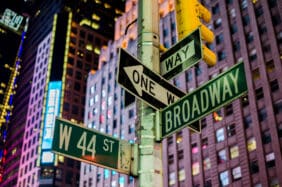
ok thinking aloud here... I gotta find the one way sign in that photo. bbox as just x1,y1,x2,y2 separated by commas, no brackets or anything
117,48,185,110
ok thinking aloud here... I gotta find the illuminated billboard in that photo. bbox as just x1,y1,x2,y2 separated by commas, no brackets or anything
0,8,26,34
40,81,62,165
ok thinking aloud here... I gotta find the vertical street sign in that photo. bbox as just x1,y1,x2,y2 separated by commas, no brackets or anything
160,28,202,80
52,118,132,174
161,62,248,138
117,48,186,110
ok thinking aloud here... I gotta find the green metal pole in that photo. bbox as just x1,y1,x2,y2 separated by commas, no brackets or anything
137,0,162,186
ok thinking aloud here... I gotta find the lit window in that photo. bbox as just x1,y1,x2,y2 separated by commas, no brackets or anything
266,152,275,168
192,162,200,176
230,145,239,159
202,138,208,149
204,158,211,170
119,176,125,187
192,143,198,154
104,169,109,179
219,170,229,186
169,172,176,185
178,168,185,181
89,98,94,106
216,128,225,142
247,137,256,152
218,149,227,163
176,132,183,144
266,60,275,73
232,166,242,180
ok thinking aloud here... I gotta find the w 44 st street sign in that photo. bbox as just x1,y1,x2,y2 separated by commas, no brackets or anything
52,118,132,174
161,62,248,138
160,28,202,80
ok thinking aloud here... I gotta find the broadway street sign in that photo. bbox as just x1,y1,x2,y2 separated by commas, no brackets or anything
161,62,248,138
160,28,202,80
117,48,185,110
52,118,132,174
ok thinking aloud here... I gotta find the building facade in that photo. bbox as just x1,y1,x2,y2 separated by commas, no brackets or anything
2,0,125,186
81,0,282,186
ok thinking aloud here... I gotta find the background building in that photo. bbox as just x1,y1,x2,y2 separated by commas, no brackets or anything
81,0,282,186
1,0,125,186
0,4,30,183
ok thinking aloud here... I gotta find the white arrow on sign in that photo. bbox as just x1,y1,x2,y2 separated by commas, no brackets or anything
124,65,181,106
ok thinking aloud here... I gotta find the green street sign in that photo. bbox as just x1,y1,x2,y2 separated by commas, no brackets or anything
161,62,248,138
160,28,202,80
52,118,132,174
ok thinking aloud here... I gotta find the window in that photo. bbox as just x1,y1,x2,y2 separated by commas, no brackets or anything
186,70,193,82
270,79,279,92
202,138,208,149
266,152,275,168
241,95,249,107
192,162,200,176
230,145,239,159
232,166,242,180
255,5,263,17
225,104,233,116
229,8,236,18
246,32,254,43
169,172,176,186
192,143,198,154
241,0,248,9
176,132,183,144
243,15,250,26
266,60,275,73
195,64,202,76
214,18,222,29
247,137,256,152
258,107,267,122
216,128,225,142
262,130,272,144
233,41,240,52
255,87,264,100
201,118,207,129
218,149,227,163
227,124,236,137
218,50,226,61
168,154,174,164
244,114,252,128
230,24,238,34
278,123,282,138
205,180,212,187
249,50,257,61
252,68,260,81
219,170,229,186
204,158,211,170
250,160,259,174
274,100,282,114
216,33,224,45
178,168,185,181
178,150,184,160
212,3,220,15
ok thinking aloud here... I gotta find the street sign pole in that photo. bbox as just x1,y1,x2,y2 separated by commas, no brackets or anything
137,0,162,186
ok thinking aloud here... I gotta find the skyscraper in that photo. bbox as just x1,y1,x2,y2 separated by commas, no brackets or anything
0,4,30,183
1,0,125,186
82,0,282,186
